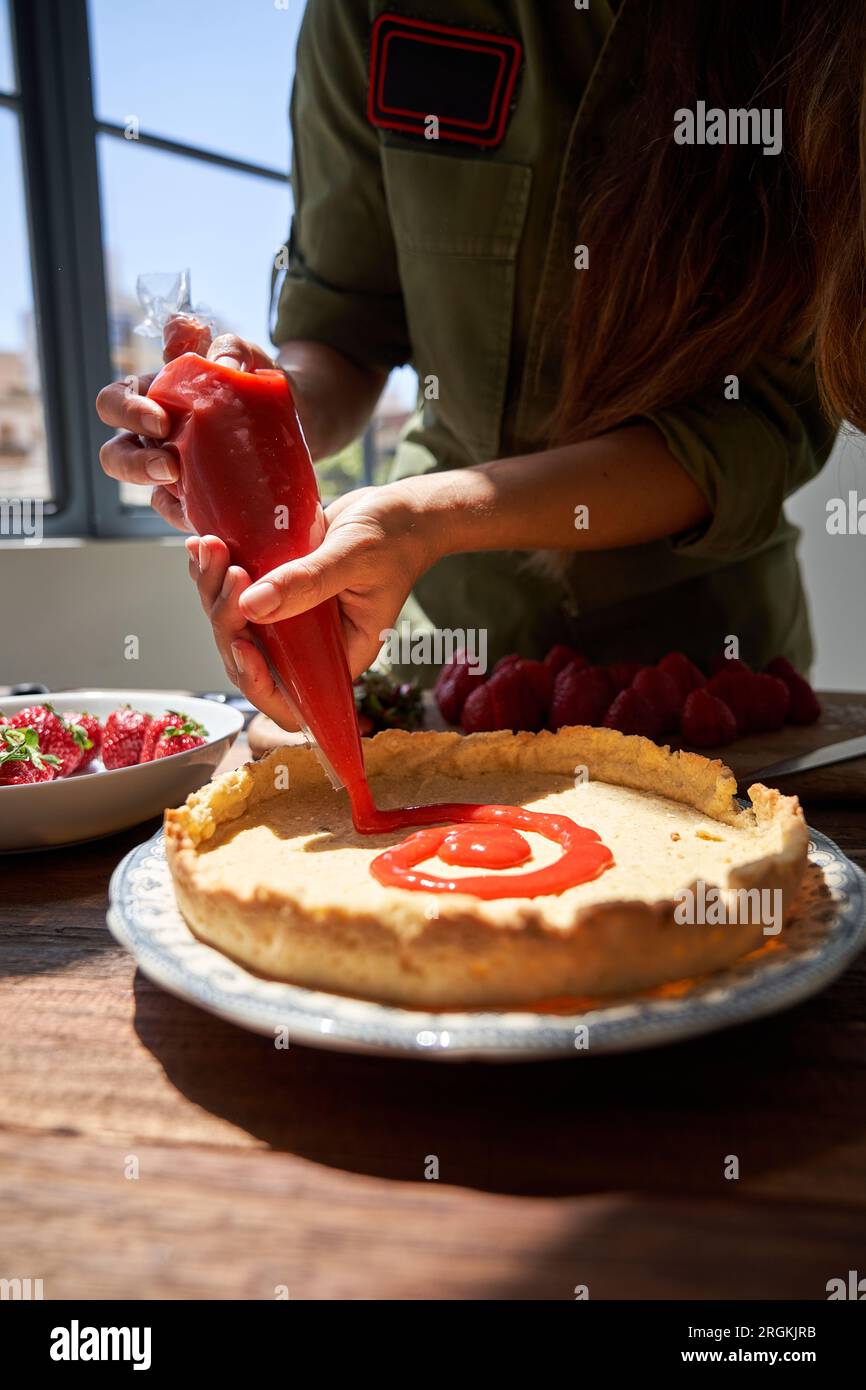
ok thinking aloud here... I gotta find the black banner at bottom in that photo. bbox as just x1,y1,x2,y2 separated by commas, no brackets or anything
1,1298,862,1374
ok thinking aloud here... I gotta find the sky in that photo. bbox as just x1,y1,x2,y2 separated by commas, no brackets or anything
1,0,302,349
89,0,303,351
0,0,415,408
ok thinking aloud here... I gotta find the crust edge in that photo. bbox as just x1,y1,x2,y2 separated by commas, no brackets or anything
163,728,809,1008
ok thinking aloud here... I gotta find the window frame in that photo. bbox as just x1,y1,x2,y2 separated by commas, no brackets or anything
9,0,292,538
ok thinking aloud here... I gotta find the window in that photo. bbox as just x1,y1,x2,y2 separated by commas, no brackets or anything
0,0,416,539
0,0,53,514
90,0,299,526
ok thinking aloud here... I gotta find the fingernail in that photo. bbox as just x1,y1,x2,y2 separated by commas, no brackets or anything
231,643,245,676
198,541,209,574
220,569,235,600
146,458,177,482
242,580,279,618
142,407,167,437
215,355,239,370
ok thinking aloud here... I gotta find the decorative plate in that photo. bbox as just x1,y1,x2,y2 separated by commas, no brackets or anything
107,828,866,1061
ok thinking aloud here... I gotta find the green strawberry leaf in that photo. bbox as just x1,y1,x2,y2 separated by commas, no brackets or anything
68,721,92,750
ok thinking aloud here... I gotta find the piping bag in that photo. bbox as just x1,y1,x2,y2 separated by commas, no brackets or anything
135,273,368,807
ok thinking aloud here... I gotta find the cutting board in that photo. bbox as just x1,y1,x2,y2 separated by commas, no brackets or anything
247,690,866,802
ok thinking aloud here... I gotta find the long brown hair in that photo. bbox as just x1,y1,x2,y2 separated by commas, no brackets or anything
555,0,866,441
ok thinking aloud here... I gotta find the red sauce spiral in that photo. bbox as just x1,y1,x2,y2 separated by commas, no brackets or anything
360,796,613,900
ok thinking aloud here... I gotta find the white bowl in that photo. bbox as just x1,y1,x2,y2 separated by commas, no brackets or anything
0,690,244,851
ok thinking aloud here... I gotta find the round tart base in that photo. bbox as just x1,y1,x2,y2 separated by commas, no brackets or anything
164,727,808,1008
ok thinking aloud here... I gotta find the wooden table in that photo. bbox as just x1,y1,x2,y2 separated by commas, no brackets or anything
2,738,866,1301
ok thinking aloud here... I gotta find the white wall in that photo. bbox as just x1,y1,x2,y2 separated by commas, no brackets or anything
1,427,864,694
786,427,866,691
0,537,230,693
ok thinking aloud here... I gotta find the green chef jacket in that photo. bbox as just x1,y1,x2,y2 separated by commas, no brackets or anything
272,0,836,672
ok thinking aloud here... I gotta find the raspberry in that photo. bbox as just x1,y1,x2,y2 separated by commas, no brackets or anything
658,651,706,699
493,653,522,675
631,666,682,731
602,688,663,739
707,670,790,734
765,656,798,683
680,688,738,747
606,660,643,694
765,658,821,725
747,673,790,733
517,658,554,714
709,654,752,676
549,665,613,731
544,644,586,677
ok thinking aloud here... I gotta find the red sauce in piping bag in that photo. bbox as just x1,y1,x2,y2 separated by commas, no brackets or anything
147,342,612,897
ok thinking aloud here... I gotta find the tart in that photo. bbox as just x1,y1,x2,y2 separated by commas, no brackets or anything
164,727,808,1008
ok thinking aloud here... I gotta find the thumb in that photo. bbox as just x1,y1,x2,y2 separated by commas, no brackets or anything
207,333,275,373
238,527,362,623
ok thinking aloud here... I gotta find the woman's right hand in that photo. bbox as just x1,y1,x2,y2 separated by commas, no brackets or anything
95,332,276,531
95,373,188,529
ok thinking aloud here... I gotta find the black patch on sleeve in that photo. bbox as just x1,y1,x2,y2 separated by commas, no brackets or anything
368,13,522,148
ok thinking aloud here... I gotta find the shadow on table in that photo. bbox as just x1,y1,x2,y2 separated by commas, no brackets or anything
132,966,866,1202
0,820,164,978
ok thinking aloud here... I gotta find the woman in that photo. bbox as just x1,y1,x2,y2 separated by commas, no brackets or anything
96,0,864,734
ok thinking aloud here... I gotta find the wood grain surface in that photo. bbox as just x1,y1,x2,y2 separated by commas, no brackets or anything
2,734,866,1300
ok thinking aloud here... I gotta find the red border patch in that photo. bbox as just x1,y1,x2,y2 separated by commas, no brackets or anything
368,13,522,148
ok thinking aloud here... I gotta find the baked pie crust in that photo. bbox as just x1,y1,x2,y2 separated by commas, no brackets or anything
164,727,808,1008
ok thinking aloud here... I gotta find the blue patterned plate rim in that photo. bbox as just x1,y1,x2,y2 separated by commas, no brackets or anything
106,826,866,1061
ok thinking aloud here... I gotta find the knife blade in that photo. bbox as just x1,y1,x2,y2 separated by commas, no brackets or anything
750,733,866,783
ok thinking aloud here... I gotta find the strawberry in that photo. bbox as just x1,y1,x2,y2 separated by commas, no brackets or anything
461,664,542,734
0,725,60,785
549,664,613,730
65,712,102,771
764,656,798,683
709,654,752,677
103,706,153,769
631,666,682,731
434,655,484,725
704,670,755,734
139,711,186,763
658,651,706,699
746,673,790,733
680,688,738,747
493,653,522,675
606,660,643,695
706,670,789,734
151,715,208,759
9,704,90,776
603,688,664,739
544,644,586,677
517,659,554,714
765,658,822,725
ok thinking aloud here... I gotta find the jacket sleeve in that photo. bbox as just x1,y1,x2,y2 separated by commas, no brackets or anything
641,344,837,560
271,0,410,372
